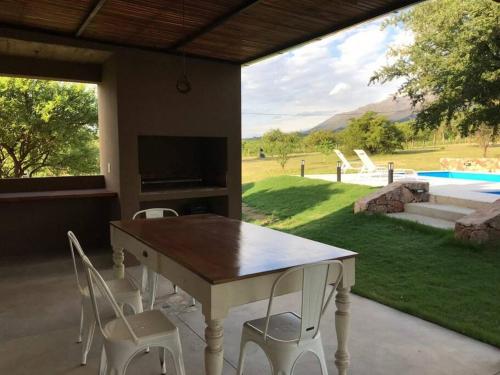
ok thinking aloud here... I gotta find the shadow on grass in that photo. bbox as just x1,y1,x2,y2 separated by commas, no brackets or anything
243,183,336,219
392,148,443,155
242,182,255,193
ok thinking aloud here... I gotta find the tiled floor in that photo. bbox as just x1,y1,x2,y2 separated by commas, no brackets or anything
0,254,499,375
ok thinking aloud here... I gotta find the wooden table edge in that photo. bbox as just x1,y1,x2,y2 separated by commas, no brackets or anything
110,217,358,285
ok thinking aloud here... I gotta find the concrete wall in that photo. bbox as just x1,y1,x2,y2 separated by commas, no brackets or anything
99,49,242,219
0,31,242,257
0,176,116,255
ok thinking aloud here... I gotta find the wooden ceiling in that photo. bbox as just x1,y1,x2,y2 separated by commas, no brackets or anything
0,0,421,64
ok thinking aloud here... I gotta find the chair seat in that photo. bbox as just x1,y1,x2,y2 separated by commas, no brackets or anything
82,277,139,298
104,310,177,342
245,312,302,342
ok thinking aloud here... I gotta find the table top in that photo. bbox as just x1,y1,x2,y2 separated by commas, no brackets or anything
111,214,357,285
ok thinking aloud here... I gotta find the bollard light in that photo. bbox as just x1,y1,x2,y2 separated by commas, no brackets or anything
301,160,305,177
388,162,394,184
336,161,342,182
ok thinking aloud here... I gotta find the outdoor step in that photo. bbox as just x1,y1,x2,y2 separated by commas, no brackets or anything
429,194,491,210
405,202,475,222
387,212,455,230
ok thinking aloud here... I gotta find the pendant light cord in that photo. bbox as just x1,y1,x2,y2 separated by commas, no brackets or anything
182,0,186,76
176,0,191,94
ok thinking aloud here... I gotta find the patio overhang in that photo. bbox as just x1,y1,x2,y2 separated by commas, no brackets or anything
0,0,423,66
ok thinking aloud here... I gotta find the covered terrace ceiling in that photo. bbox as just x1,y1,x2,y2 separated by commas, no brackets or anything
0,0,421,64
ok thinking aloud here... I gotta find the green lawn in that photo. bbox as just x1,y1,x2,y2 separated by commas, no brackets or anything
242,176,500,348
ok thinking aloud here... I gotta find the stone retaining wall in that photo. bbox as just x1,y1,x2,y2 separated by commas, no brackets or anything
354,181,430,214
455,199,500,245
440,158,500,172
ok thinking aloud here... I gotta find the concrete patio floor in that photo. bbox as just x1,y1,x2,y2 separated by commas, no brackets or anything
0,253,499,375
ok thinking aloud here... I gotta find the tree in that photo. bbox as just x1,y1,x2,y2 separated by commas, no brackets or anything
340,112,404,154
475,124,496,157
370,0,500,137
396,120,434,147
262,129,300,169
304,130,337,159
0,78,98,178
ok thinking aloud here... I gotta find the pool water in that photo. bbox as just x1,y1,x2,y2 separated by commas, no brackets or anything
418,171,500,183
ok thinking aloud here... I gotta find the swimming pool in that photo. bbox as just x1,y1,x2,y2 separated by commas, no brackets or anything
418,171,500,183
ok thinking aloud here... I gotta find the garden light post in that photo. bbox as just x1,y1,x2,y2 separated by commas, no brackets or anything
337,161,342,182
388,162,394,184
301,160,305,177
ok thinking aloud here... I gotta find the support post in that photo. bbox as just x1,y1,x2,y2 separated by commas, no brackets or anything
388,162,394,185
337,161,342,182
301,160,305,177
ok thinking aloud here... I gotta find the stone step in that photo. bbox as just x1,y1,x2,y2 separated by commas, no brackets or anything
387,212,455,230
429,194,491,210
405,202,475,222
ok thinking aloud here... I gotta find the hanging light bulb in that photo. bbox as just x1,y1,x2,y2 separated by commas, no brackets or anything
176,0,191,94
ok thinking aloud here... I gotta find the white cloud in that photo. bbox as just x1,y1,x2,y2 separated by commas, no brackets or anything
242,14,412,138
329,82,350,96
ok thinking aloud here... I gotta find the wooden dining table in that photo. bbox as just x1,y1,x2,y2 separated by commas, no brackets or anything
110,213,357,375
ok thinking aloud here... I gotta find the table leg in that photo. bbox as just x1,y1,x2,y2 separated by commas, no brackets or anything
204,317,224,375
335,286,351,375
112,246,125,279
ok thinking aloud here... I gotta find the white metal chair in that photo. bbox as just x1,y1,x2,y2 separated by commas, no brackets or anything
132,208,196,309
81,253,186,375
237,260,343,375
68,231,143,365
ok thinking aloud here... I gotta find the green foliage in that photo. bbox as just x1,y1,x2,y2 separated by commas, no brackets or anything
243,176,500,347
242,139,263,158
262,129,300,169
370,0,500,136
304,130,337,157
396,120,434,147
0,77,98,178
340,111,404,154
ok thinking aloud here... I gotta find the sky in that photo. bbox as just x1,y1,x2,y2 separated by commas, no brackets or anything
241,13,413,139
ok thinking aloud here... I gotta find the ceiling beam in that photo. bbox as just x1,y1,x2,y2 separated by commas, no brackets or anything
0,24,240,65
169,0,261,51
243,0,423,65
76,0,108,37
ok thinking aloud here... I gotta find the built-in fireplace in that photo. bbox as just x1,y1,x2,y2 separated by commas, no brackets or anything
137,135,229,216
138,135,227,193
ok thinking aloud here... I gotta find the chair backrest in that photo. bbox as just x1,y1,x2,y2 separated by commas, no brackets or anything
354,149,377,172
81,254,140,344
263,260,343,343
67,231,89,295
334,149,353,171
132,208,179,220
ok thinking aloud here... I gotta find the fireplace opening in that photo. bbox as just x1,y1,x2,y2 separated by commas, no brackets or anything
138,136,227,192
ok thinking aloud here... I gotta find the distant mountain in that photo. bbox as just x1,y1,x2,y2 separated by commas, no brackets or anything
308,96,418,133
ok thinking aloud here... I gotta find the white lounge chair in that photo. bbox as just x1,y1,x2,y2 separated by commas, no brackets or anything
354,149,415,176
334,149,359,173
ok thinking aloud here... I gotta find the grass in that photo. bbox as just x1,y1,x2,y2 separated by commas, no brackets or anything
242,176,500,348
242,143,500,183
